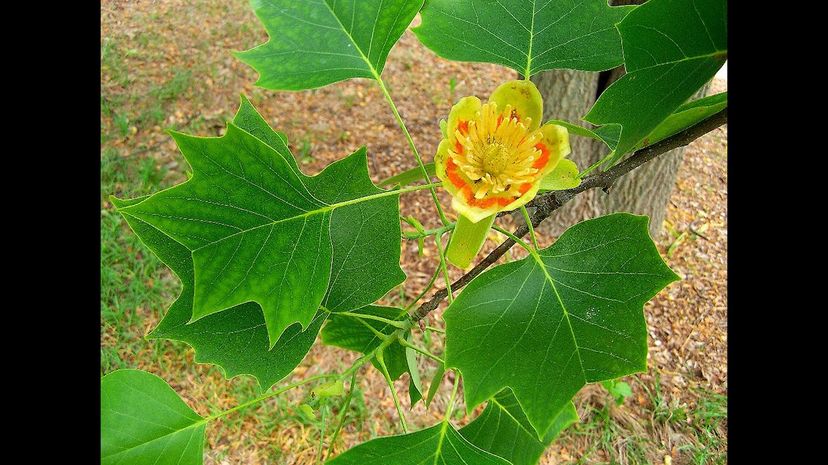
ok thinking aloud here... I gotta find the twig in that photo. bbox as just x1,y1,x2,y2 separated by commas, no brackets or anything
411,109,727,321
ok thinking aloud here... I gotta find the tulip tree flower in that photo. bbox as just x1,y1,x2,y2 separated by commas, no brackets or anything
435,80,571,268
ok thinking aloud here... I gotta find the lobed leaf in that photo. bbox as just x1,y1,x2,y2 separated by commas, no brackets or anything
237,0,424,90
444,213,678,437
113,96,405,382
112,194,324,391
414,0,634,77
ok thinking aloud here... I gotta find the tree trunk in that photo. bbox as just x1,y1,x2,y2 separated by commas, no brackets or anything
530,65,710,239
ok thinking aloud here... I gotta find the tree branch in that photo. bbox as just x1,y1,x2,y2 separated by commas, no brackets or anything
411,108,727,321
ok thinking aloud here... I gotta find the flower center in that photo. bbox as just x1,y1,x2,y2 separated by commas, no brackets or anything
451,102,544,199
482,143,511,175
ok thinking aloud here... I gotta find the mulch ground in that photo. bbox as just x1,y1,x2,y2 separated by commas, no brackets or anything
102,2,727,463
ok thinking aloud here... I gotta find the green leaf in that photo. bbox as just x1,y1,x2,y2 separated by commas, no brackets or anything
234,95,407,313
425,363,446,408
378,162,436,187
593,124,621,150
444,213,678,437
101,369,205,465
237,0,424,90
585,0,727,162
114,97,405,347
299,403,318,421
112,195,325,391
414,0,635,77
327,423,511,465
113,97,404,389
405,333,425,405
637,92,727,149
460,389,578,465
540,159,580,191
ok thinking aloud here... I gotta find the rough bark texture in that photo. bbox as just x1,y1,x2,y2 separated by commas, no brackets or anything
529,69,604,236
531,65,711,239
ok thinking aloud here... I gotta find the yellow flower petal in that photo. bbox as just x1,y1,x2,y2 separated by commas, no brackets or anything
499,181,541,213
447,96,482,145
538,122,571,168
488,80,543,132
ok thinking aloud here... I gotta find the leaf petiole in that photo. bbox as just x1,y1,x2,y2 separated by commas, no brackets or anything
397,334,445,364
376,348,409,433
373,73,451,227
434,233,454,304
204,373,338,423
325,371,357,461
491,225,535,256
335,311,409,329
520,206,539,250
402,223,455,240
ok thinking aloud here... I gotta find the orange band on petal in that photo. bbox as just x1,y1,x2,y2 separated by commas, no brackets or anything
446,158,467,189
533,143,550,169
519,183,532,195
461,185,475,204
457,120,469,135
454,140,464,154
497,197,512,207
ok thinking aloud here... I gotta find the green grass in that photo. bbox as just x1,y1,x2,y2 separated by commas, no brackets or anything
570,403,652,465
561,375,727,465
678,388,727,465
101,148,174,374
154,69,192,102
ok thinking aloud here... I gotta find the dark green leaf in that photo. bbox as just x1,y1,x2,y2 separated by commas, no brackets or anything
113,97,404,388
637,92,727,149
585,0,727,162
327,423,511,465
445,214,678,437
405,333,425,405
234,95,406,313
114,97,405,347
101,369,205,465
426,363,446,408
414,0,635,76
237,0,423,90
112,195,324,390
460,389,577,465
